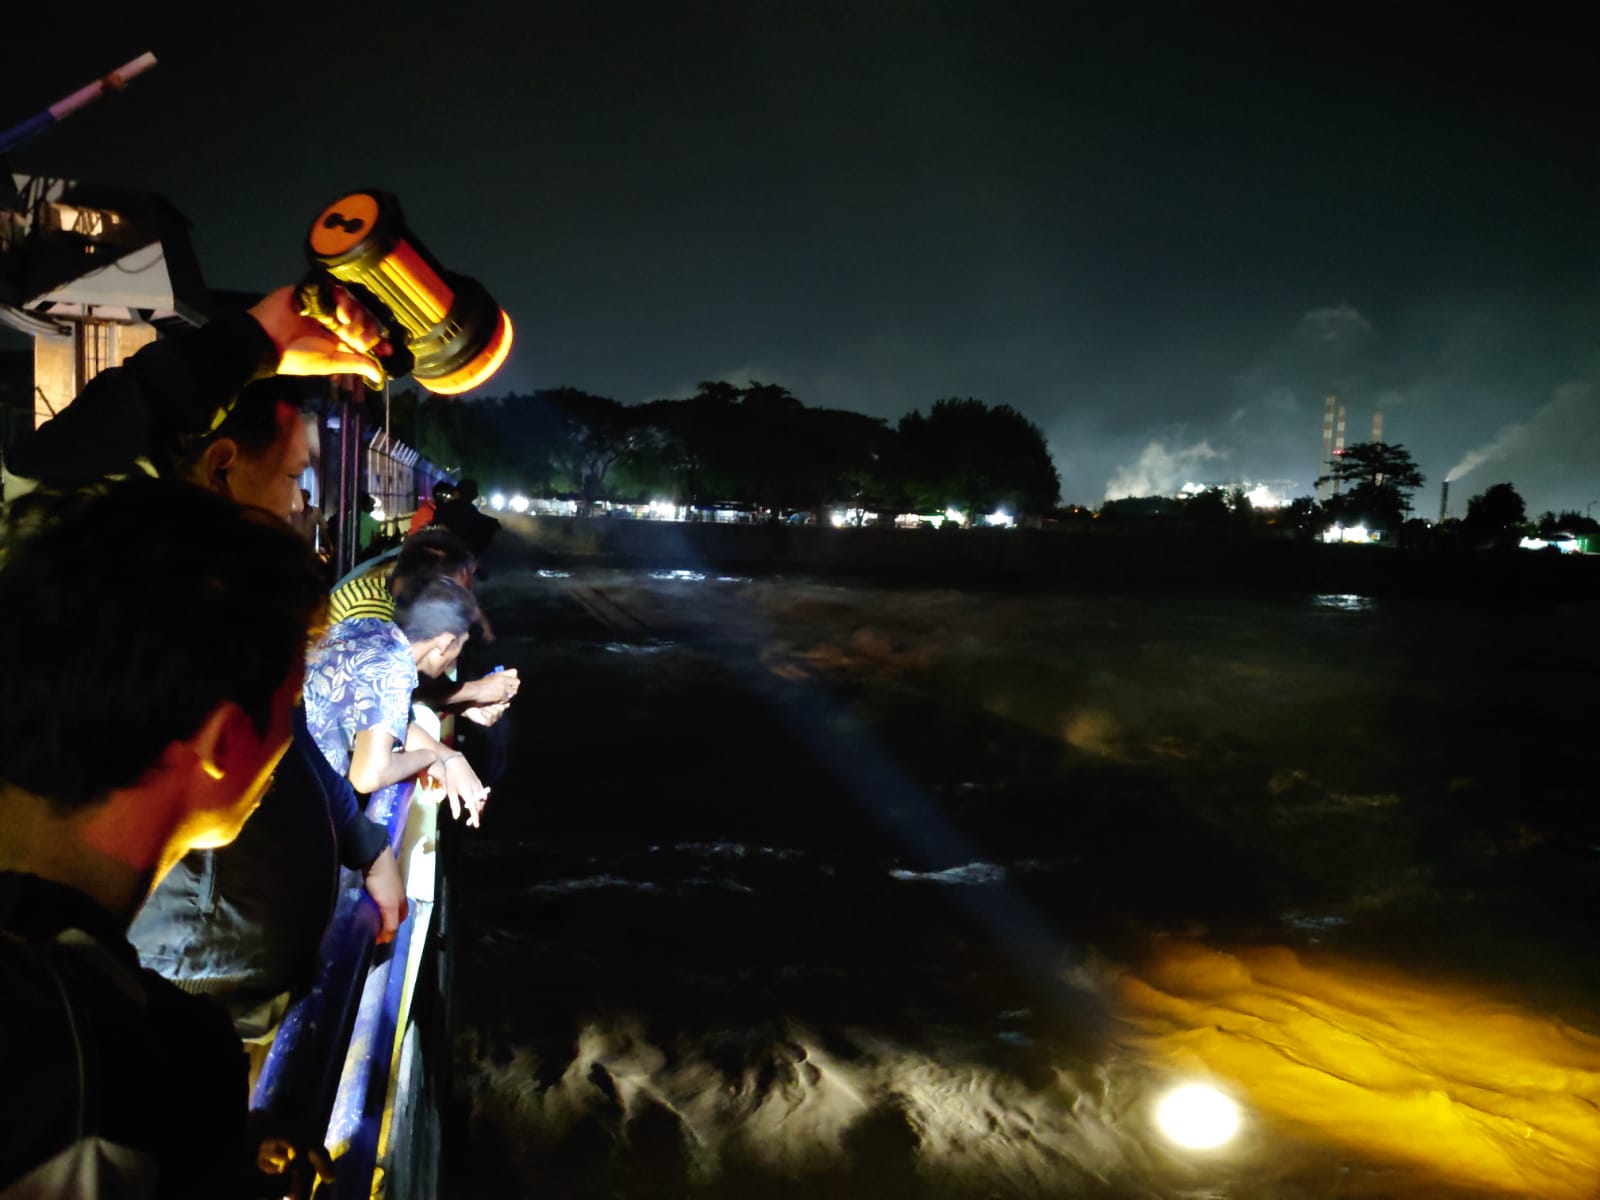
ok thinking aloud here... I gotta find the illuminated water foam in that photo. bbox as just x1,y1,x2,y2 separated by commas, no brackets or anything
1120,940,1600,1197
1153,1082,1241,1149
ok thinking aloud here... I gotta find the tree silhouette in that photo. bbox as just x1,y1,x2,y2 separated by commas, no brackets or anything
898,398,1060,522
1316,442,1425,535
1277,495,1326,540
433,382,1064,524
542,388,638,509
1462,482,1527,547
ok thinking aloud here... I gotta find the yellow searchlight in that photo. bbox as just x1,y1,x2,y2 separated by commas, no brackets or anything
303,189,513,396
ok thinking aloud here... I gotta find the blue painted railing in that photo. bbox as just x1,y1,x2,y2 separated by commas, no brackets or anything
249,776,426,1196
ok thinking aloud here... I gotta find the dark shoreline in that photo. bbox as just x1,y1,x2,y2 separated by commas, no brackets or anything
494,513,1600,602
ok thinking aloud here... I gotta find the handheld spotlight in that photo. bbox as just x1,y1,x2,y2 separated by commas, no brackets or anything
299,189,513,395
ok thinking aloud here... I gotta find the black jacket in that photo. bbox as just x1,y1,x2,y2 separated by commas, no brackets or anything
5,311,278,493
0,872,248,1197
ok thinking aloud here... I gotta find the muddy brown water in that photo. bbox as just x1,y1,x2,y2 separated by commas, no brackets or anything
445,563,1600,1199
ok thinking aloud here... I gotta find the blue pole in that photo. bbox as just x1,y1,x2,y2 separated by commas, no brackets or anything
0,54,157,156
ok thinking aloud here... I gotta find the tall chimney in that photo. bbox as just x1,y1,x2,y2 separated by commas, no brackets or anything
1319,394,1337,502
1439,479,1450,523
1372,410,1386,487
1333,403,1347,496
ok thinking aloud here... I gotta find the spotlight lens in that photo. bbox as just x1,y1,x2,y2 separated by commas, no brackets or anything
1155,1083,1241,1150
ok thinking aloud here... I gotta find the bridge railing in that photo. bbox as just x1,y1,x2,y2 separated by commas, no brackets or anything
249,775,449,1199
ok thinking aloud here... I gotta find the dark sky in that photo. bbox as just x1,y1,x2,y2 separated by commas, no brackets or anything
7,2,1598,512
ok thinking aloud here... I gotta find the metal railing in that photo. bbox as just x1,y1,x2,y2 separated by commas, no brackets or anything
250,775,448,1199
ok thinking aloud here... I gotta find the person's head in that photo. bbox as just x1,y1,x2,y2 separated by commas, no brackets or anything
180,377,312,523
389,528,476,611
0,478,328,847
431,479,458,506
397,577,480,679
457,478,480,503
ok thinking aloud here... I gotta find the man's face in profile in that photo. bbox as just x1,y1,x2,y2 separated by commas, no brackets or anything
224,403,310,524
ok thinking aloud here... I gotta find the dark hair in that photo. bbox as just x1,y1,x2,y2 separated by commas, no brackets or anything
0,477,328,811
396,577,480,644
431,479,458,504
176,376,310,471
390,528,475,610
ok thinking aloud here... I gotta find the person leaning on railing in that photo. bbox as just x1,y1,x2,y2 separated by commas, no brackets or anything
304,576,493,828
0,478,327,1198
329,526,519,711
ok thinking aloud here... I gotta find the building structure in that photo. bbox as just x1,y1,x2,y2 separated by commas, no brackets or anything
1,173,448,575
1,173,208,433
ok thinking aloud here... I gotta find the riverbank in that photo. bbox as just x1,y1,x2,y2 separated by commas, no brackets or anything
494,513,1600,601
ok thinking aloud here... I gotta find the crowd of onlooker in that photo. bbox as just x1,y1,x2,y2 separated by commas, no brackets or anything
1,282,518,1196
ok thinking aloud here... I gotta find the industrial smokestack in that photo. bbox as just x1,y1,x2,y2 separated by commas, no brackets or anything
1438,479,1450,524
1319,394,1337,502
1333,402,1346,496
1372,410,1386,487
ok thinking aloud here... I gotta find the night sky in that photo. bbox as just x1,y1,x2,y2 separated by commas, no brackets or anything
7,2,1598,513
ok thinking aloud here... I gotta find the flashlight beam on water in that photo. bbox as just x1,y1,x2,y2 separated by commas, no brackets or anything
1120,940,1600,1197
1154,1082,1241,1150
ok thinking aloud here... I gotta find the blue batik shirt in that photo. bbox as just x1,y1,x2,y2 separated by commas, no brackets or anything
303,617,417,782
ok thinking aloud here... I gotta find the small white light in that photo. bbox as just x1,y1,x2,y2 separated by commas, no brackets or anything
509,494,530,514
1154,1082,1241,1150
489,492,507,511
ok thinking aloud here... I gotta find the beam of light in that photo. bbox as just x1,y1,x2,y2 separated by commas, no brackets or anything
489,492,506,511
1153,1082,1241,1150
509,494,530,514
459,1015,1162,1195
1116,940,1600,1198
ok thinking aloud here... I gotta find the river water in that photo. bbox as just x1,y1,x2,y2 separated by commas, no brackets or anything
446,562,1600,1199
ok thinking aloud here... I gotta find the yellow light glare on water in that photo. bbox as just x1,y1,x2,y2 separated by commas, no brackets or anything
1155,1082,1241,1150
1119,940,1600,1198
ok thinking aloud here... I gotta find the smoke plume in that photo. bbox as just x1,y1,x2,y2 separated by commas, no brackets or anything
1445,422,1525,483
1104,439,1223,500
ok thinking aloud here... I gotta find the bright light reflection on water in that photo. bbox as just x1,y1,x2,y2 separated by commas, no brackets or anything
1153,1082,1242,1150
1119,940,1600,1197
649,568,707,582
1313,592,1375,611
888,861,1009,885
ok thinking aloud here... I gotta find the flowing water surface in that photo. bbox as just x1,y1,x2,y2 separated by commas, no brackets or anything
447,563,1600,1199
